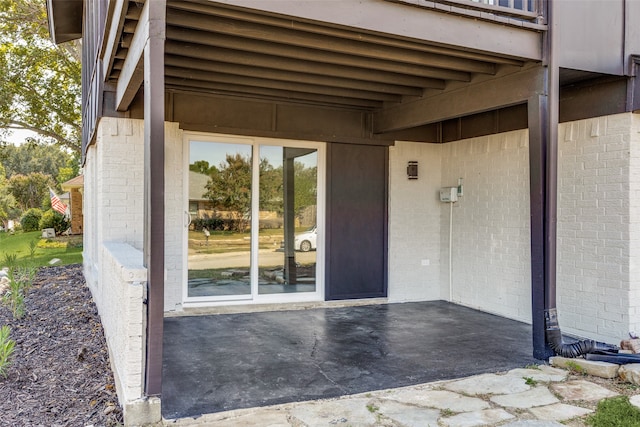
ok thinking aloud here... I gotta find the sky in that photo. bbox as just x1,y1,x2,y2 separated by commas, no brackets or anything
2,128,39,145
189,140,317,169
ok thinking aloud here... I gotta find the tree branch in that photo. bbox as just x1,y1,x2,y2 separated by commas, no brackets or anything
4,119,79,151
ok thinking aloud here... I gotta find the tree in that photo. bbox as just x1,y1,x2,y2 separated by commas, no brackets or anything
0,163,18,225
204,154,252,232
294,161,317,215
7,172,53,211
259,157,283,213
0,0,81,153
189,160,217,176
0,142,75,179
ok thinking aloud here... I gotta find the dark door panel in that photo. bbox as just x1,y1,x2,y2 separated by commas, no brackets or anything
326,143,388,300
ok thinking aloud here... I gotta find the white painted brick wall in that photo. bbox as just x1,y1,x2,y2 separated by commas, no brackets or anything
557,114,635,342
388,141,442,302
82,117,185,409
632,113,640,336
440,130,532,323
163,123,184,312
84,117,184,311
390,115,639,343
99,242,146,404
83,145,99,289
97,118,145,249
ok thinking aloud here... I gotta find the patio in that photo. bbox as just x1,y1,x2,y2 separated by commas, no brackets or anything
162,301,537,419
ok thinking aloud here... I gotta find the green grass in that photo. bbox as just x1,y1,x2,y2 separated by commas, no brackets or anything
587,396,640,427
188,227,308,254
0,231,83,268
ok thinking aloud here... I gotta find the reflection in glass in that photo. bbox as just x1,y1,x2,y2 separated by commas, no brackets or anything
258,146,317,294
187,141,252,298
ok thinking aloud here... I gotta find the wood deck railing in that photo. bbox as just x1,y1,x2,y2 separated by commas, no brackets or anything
389,0,546,27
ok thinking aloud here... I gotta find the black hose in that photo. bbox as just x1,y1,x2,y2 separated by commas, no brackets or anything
545,308,618,358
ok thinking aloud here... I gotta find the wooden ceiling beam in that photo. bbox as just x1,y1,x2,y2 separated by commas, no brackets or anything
165,66,403,102
164,56,435,94
208,0,543,61
165,28,471,82
162,41,456,86
165,9,496,74
165,77,383,109
168,1,524,66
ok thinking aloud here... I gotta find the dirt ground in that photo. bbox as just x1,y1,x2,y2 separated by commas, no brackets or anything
0,264,123,426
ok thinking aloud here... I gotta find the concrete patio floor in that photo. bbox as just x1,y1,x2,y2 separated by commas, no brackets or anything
162,301,538,420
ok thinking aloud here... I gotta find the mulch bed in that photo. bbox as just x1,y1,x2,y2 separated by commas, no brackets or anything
0,264,123,426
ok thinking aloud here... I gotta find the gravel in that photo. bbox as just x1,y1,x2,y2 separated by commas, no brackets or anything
0,264,124,426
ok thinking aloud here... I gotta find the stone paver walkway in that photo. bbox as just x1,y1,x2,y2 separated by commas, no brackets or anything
163,364,640,426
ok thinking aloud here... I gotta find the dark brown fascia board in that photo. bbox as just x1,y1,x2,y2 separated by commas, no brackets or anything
46,0,83,44
373,65,544,133
629,56,640,112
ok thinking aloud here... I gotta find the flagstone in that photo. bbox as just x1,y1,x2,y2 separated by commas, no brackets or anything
440,408,514,427
289,398,377,426
443,373,530,396
528,403,592,421
618,364,640,386
505,366,567,383
490,386,558,409
383,389,490,412
550,380,618,402
501,421,565,427
630,394,640,410
376,400,440,427
550,357,619,379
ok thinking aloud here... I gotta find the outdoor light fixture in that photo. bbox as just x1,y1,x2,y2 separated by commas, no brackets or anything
407,161,418,180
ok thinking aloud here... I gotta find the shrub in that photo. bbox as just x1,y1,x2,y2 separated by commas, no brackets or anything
0,325,15,379
192,217,242,232
20,208,43,232
39,209,70,234
2,264,36,320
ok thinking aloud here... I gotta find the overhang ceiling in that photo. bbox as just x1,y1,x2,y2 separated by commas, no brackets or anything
107,0,535,112
46,0,83,44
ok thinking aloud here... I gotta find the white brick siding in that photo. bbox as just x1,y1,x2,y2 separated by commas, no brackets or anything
631,114,640,336
389,113,640,343
388,142,442,302
440,130,532,323
163,122,184,312
99,242,146,405
557,114,638,342
82,117,184,413
388,131,532,322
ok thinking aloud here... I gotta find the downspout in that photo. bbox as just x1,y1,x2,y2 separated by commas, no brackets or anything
542,0,617,358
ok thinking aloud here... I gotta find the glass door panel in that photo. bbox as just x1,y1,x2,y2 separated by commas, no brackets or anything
187,141,252,298
258,146,317,295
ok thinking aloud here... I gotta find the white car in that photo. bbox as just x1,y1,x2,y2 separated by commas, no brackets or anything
295,226,317,252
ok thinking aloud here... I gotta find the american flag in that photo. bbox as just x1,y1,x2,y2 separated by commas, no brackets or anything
49,188,67,215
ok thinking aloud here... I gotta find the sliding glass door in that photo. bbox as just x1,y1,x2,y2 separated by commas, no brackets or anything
257,146,318,295
185,135,323,304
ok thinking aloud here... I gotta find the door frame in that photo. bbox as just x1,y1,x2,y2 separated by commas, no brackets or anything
181,132,326,307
